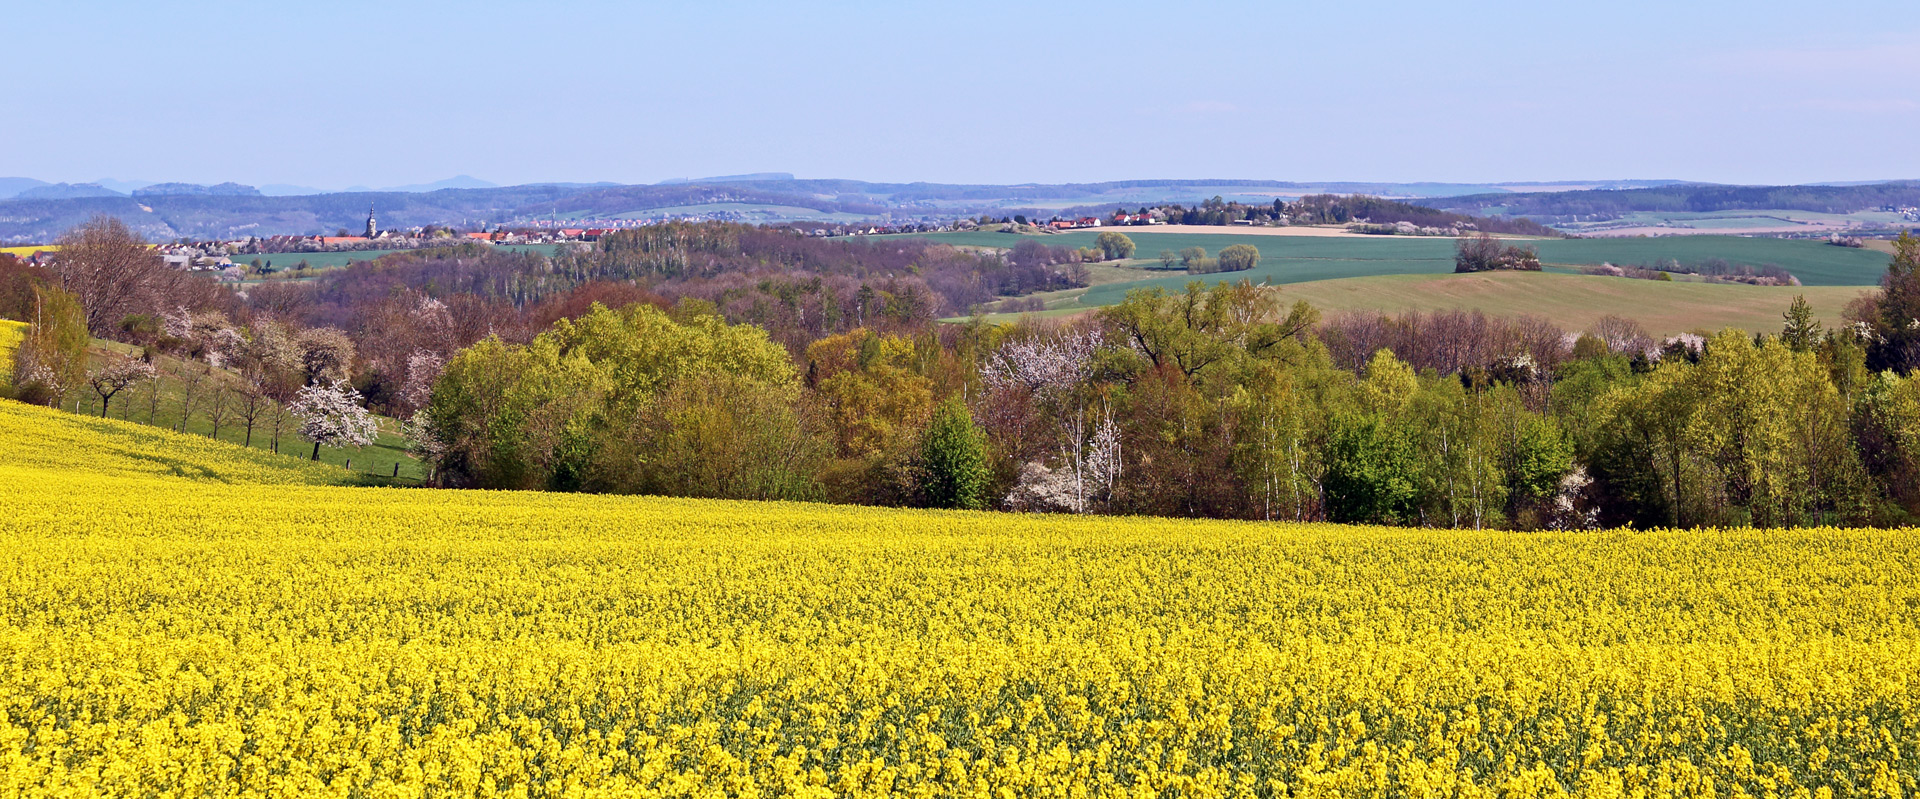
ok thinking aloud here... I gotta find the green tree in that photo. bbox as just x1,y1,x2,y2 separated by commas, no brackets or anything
1501,402,1573,527
919,395,990,509
1687,331,1854,527
1868,230,1920,373
1358,349,1416,415
1094,231,1136,261
1324,412,1418,524
424,303,797,493
1217,243,1261,273
1781,295,1821,352
1102,281,1318,380
630,373,821,501
1587,361,1696,528
1229,359,1334,521
1158,250,1178,269
1325,350,1421,525
1406,377,1509,528
8,285,89,406
1178,246,1207,267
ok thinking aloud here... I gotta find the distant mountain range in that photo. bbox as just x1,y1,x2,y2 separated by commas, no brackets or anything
0,175,1913,244
16,182,125,200
0,175,513,200
133,182,262,198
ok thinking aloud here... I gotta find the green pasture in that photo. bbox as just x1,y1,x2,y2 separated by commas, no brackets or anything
236,243,562,280
962,271,1868,339
67,340,425,482
887,230,1892,289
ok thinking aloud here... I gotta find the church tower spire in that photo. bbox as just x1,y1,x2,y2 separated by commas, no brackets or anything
364,204,378,238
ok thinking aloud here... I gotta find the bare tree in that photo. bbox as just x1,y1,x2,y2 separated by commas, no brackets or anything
266,399,291,454
244,281,315,321
138,368,166,424
52,216,166,336
1591,316,1653,357
235,378,272,447
297,327,356,386
173,361,211,433
86,356,156,418
205,381,234,440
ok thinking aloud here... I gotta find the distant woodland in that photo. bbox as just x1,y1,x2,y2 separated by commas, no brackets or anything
1430,182,1920,221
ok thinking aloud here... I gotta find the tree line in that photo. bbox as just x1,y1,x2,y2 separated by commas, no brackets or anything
8,215,1920,528
1429,182,1920,223
1079,195,1560,237
405,233,1920,528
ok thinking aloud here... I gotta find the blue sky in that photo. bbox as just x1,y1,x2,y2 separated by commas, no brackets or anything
3,0,1916,188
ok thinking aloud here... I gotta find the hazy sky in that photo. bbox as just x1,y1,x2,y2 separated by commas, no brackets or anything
4,0,1916,188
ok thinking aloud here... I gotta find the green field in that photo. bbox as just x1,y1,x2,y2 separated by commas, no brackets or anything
1549,208,1916,233
967,271,1864,336
237,243,561,277
890,230,1893,287
1276,272,1865,336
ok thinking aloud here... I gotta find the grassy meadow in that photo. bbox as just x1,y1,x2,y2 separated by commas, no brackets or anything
24,337,428,481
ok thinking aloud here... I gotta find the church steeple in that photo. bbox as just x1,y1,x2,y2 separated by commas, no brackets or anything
364,204,378,238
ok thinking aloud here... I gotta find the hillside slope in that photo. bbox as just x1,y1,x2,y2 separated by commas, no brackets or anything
0,398,351,485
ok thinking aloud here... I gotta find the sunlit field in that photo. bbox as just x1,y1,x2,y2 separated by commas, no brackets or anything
1,399,1916,796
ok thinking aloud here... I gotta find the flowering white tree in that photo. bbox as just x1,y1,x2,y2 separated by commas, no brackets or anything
289,379,379,461
399,350,444,415
984,329,1119,513
403,409,446,480
981,329,1103,395
86,356,156,418
165,305,243,367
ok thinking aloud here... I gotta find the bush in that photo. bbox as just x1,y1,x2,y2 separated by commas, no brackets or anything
1454,233,1541,273
1217,244,1260,273
1095,232,1136,261
919,396,990,509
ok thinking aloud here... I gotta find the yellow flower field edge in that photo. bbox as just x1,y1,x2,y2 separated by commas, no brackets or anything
2,399,1919,796
0,319,23,374
0,397,349,484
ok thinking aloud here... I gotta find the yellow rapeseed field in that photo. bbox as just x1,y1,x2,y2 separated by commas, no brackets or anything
1,399,1917,797
0,319,23,375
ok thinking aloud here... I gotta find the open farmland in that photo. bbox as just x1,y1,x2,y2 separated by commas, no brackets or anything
4,398,1920,795
967,272,1864,336
1274,271,1866,336
231,242,563,276
895,230,1893,287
